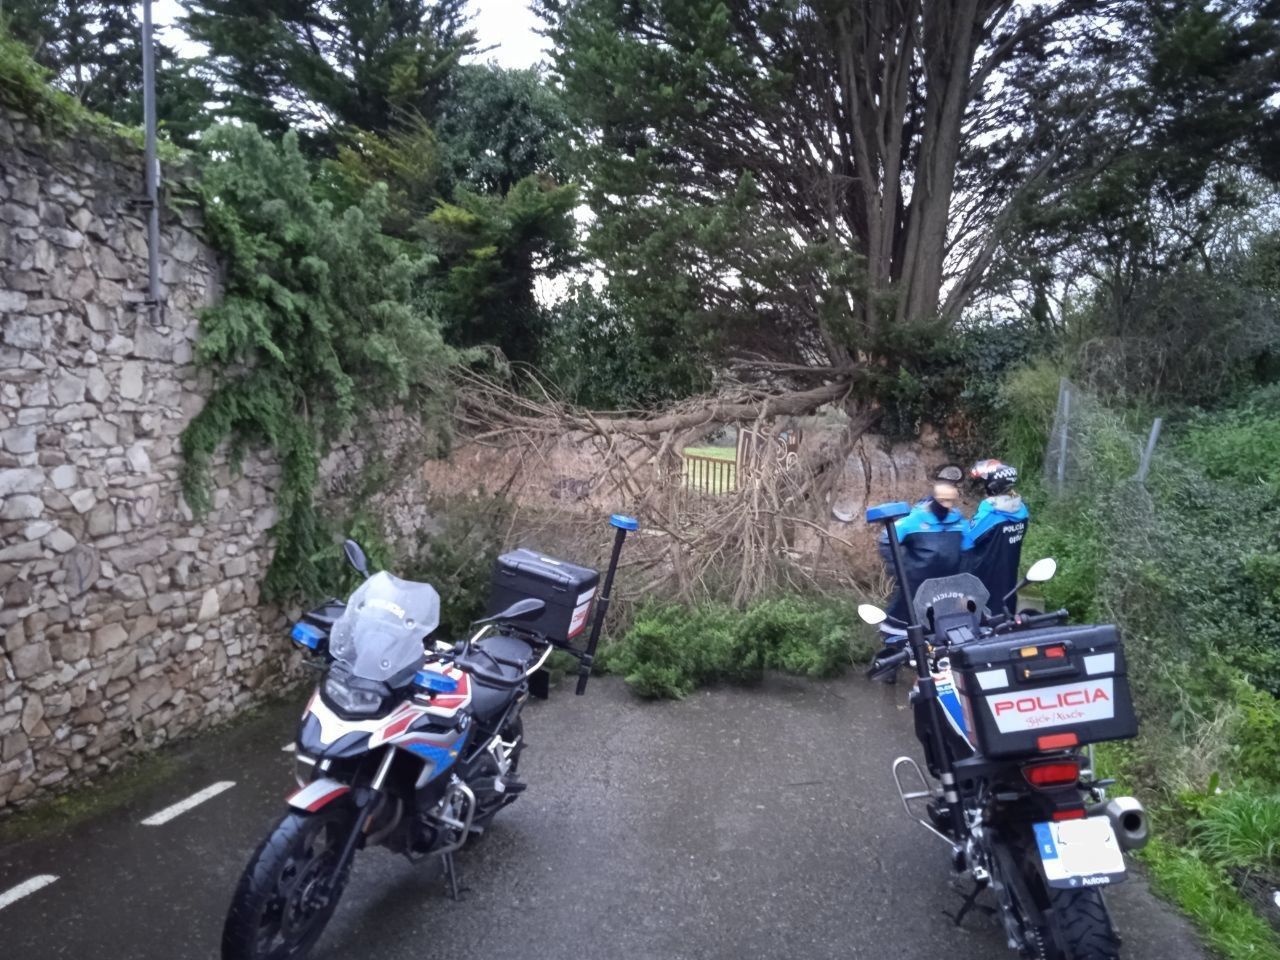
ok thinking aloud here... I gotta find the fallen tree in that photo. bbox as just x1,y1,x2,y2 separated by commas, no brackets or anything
452,368,882,606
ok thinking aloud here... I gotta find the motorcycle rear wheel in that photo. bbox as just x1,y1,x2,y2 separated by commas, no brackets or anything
221,805,357,960
1043,886,1121,960
997,831,1120,960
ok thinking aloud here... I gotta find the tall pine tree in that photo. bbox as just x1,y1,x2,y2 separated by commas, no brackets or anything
182,0,477,150
2,0,209,141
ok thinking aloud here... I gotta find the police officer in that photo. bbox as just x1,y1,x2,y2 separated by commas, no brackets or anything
963,460,1029,614
877,479,967,624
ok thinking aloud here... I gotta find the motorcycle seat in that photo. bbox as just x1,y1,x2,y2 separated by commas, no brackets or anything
469,677,520,726
456,634,537,727
476,634,536,667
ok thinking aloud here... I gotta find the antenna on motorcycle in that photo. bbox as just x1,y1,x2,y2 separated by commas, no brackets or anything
343,539,371,578
576,514,639,695
865,502,919,628
865,500,967,840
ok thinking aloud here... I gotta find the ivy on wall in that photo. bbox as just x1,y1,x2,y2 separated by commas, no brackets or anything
180,125,456,600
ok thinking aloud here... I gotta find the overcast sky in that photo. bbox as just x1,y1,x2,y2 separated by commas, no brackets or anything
150,0,550,69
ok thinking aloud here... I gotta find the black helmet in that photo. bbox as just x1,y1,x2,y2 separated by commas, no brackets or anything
970,459,1018,496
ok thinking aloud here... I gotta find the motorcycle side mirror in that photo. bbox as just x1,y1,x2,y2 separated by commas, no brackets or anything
1001,557,1057,612
343,539,370,578
857,603,888,625
1025,558,1057,583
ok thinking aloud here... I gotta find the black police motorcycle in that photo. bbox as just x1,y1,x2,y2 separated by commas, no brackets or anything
860,501,1149,960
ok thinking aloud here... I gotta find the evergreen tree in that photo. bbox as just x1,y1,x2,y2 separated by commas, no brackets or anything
182,0,477,150
438,62,568,194
538,0,1280,382
2,0,209,141
327,105,578,365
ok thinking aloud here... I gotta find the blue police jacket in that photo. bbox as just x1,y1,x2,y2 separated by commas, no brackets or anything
963,495,1030,614
877,500,967,622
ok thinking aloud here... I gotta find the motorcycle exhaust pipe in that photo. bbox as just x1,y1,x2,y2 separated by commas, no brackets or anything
1091,796,1149,851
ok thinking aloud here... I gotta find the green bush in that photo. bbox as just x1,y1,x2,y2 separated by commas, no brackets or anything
1193,788,1280,872
599,596,873,698
1230,681,1280,786
995,358,1066,476
1181,385,1280,493
180,125,456,600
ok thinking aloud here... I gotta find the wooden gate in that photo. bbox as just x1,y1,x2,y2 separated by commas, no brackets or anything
682,452,736,495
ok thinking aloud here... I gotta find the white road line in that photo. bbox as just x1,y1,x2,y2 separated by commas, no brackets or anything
281,742,296,753
0,875,58,911
140,781,236,826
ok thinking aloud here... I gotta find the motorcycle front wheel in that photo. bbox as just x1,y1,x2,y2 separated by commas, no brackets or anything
221,804,358,960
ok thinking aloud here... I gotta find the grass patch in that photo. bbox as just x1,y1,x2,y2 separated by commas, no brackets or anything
1193,790,1280,872
0,752,179,847
599,595,876,698
683,446,736,460
1141,838,1280,960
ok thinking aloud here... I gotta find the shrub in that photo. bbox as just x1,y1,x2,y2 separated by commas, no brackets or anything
1193,788,1280,872
1181,384,1280,494
600,596,873,699
1230,681,1280,786
180,125,456,600
995,358,1066,476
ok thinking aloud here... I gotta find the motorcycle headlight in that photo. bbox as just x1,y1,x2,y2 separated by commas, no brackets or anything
324,674,385,715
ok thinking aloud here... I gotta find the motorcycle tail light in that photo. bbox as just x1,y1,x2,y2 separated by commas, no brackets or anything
1023,759,1082,788
1052,808,1087,821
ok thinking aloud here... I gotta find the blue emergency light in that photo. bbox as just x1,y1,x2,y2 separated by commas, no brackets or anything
291,622,323,650
414,670,459,694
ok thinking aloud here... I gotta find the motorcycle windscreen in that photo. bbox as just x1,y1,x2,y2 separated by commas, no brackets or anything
911,573,990,626
328,571,442,682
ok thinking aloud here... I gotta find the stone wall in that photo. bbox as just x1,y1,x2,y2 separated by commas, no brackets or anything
0,107,430,811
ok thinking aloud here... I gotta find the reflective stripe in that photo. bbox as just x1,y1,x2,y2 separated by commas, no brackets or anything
287,778,351,812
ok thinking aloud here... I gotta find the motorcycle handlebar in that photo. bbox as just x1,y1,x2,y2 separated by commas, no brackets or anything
866,648,911,680
1016,608,1070,629
993,608,1069,634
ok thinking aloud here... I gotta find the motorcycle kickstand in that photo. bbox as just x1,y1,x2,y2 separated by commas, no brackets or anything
946,878,994,928
442,851,463,902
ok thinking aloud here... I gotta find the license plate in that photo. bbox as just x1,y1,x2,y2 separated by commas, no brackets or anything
1033,817,1127,889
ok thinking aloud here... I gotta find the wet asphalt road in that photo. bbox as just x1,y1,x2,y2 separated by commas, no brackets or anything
0,675,1207,960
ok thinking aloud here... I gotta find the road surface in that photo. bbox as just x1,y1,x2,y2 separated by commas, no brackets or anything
0,675,1207,959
